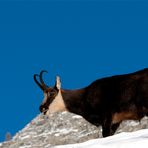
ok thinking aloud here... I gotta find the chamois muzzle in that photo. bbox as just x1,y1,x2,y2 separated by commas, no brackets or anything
39,104,48,114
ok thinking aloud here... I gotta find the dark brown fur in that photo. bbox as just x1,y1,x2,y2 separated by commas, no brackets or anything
35,68,148,137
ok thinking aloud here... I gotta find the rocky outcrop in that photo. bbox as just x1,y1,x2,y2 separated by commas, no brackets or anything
0,112,148,148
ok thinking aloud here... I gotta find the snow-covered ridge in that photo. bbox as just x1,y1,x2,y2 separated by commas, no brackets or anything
55,129,148,148
0,112,148,148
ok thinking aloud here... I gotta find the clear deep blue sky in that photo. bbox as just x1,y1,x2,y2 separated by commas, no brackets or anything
0,0,148,142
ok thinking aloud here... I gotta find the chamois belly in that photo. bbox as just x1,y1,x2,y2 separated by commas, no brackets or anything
112,112,140,124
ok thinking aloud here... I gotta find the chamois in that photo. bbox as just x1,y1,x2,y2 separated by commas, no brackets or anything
34,69,148,137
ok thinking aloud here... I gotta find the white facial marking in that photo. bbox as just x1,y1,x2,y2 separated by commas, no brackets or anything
46,89,67,115
42,93,48,104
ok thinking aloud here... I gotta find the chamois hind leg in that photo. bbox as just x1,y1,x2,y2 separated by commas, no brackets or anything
144,105,148,117
138,98,148,117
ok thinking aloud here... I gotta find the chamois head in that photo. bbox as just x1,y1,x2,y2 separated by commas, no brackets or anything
34,71,67,115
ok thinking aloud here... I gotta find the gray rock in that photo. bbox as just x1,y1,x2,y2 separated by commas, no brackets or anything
0,112,148,148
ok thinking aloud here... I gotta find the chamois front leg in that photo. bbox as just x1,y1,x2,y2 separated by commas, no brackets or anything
102,115,112,137
102,117,121,137
110,122,121,135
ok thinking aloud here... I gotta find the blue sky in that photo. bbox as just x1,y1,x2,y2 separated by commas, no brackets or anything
0,0,148,142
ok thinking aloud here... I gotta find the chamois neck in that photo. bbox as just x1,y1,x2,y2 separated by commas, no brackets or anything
61,88,87,116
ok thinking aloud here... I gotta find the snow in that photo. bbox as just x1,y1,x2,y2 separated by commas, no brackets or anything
72,115,83,119
55,129,148,148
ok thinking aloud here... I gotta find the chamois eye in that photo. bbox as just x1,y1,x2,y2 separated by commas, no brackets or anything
50,90,56,96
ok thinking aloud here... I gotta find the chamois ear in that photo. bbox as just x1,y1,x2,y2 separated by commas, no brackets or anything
55,76,61,90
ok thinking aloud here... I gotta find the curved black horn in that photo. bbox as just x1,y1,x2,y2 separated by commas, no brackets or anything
34,70,48,90
39,70,48,89
34,74,45,90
